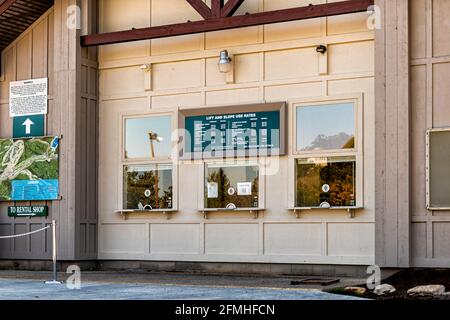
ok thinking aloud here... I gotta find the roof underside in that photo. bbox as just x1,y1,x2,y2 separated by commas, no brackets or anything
0,0,54,54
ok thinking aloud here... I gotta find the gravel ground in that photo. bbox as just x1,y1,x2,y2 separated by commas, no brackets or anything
329,269,450,300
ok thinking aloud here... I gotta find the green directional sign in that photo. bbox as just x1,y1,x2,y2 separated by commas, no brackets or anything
8,206,48,217
13,115,45,139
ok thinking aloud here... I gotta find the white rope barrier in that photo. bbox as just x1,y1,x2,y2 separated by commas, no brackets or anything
0,220,61,285
0,225,51,239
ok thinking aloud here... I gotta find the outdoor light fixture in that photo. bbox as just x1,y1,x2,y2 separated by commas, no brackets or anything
218,50,232,73
140,64,153,90
140,64,151,72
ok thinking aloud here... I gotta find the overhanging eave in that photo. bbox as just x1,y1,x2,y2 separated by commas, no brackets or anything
0,0,54,73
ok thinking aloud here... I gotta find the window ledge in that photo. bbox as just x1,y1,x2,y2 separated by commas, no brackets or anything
114,209,177,220
288,207,364,218
427,207,450,211
199,208,265,219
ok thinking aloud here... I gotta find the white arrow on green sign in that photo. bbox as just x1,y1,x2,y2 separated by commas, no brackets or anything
8,206,48,217
22,118,34,134
13,115,45,138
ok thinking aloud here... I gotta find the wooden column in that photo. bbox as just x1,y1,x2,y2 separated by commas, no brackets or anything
51,0,80,260
375,0,410,268
52,0,98,261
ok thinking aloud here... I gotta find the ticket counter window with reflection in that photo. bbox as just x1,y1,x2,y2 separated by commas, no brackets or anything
123,165,173,210
296,103,355,152
295,157,356,208
125,116,172,159
205,164,259,209
428,130,450,209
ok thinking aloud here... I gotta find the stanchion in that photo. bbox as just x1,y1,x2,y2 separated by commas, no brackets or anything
45,220,62,285
0,221,61,285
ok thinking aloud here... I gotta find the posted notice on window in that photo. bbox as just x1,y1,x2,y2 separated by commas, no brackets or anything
237,182,252,196
9,78,48,117
207,182,218,199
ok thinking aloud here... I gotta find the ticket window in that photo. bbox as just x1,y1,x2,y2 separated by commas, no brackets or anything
427,129,450,210
204,163,260,210
121,114,175,211
123,164,173,210
291,96,363,209
295,157,356,208
124,116,172,160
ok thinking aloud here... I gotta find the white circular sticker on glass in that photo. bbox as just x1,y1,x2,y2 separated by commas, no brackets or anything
228,187,236,196
226,203,237,209
320,201,331,209
144,189,152,198
322,184,330,193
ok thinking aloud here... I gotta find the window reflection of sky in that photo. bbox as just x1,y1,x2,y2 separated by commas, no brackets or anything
297,103,355,151
125,116,172,158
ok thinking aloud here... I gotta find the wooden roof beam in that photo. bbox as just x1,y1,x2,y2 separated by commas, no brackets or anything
81,0,374,47
221,0,245,17
211,0,224,18
186,0,212,20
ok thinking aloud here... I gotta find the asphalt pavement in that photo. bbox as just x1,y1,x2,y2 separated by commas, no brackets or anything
0,271,365,300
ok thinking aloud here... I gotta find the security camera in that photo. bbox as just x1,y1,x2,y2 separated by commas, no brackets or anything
316,45,327,54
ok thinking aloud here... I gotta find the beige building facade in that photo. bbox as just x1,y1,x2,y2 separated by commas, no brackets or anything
0,0,449,274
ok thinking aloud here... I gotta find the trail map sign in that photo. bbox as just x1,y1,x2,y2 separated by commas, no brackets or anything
9,78,48,117
185,111,281,155
0,136,59,201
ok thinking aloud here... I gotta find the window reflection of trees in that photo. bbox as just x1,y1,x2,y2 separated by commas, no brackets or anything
296,160,356,208
124,167,173,210
206,166,259,209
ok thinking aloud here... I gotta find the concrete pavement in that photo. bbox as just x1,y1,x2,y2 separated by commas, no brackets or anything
0,271,366,300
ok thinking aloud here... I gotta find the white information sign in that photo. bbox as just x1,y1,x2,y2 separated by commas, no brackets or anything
9,78,48,117
237,182,252,196
207,182,218,199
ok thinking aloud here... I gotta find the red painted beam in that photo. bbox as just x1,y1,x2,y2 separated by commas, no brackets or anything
221,0,245,17
81,0,374,47
186,0,212,20
211,0,224,18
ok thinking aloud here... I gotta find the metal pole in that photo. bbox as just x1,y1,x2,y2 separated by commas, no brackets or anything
45,220,62,285
149,137,159,208
51,220,57,281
